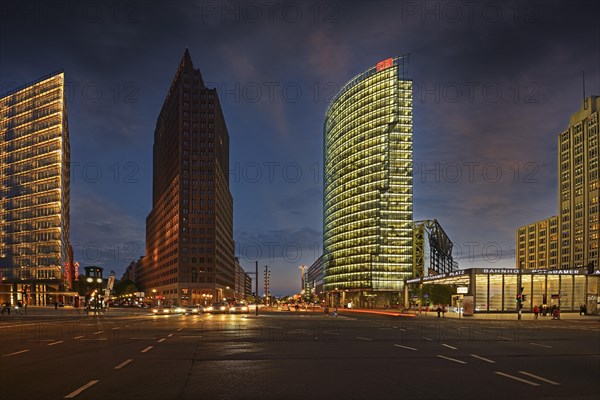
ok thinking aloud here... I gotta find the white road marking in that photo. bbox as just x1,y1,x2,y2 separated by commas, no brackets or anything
177,328,183,331
64,380,99,398
437,355,466,364
141,346,154,353
529,342,553,348
498,336,513,340
470,354,496,363
394,344,418,351
111,327,120,330
114,359,134,370
518,371,560,385
168,334,174,337
356,336,373,341
442,343,458,350
73,336,84,340
157,338,166,343
423,337,433,341
494,372,539,386
93,331,103,335
3,350,29,357
323,331,339,335
48,341,64,346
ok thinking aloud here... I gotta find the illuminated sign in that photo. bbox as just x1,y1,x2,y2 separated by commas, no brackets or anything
376,58,394,72
457,286,468,294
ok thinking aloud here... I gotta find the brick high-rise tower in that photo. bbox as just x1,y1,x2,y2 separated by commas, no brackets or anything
139,49,235,305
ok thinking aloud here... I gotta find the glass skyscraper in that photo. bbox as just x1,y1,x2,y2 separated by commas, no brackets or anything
0,71,71,304
323,57,413,308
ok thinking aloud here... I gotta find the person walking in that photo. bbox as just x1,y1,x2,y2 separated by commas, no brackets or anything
579,304,585,316
441,305,446,318
436,305,441,318
533,305,539,319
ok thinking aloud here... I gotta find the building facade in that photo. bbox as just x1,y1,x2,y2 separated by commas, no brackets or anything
516,96,599,272
407,268,599,315
323,57,413,308
413,219,457,277
0,71,72,305
306,255,324,301
138,50,235,306
516,216,559,270
558,96,599,269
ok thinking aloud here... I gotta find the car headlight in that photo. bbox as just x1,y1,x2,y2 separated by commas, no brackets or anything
206,307,213,311
220,306,226,310
241,307,248,311
152,309,158,313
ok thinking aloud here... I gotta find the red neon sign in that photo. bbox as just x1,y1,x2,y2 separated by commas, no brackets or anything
376,58,394,72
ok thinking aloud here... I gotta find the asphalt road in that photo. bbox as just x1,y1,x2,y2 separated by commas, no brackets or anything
1,310,598,400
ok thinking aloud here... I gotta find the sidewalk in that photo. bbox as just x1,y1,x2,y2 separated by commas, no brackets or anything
339,308,600,321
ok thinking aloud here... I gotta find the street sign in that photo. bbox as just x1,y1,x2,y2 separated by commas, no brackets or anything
457,287,468,294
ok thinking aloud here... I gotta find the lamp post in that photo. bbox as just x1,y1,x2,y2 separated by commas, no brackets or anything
518,261,523,320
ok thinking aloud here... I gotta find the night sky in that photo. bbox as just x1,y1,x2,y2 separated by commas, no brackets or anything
1,1,599,295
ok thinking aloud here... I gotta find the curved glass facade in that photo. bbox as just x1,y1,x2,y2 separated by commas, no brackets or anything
323,57,413,305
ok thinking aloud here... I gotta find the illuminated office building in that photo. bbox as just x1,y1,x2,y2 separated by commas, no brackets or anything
558,96,599,270
0,71,71,304
516,96,599,272
323,57,413,308
137,50,235,306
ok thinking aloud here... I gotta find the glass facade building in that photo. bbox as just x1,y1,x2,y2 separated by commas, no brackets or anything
0,71,71,304
323,57,413,307
407,268,600,314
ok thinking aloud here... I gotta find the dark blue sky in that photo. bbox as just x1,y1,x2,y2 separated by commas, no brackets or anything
1,1,599,295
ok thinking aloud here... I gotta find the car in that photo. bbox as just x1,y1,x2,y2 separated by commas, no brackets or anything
172,306,185,314
229,303,249,314
209,302,229,314
152,307,172,315
184,305,204,315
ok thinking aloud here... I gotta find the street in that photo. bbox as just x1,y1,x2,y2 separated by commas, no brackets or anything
1,310,599,399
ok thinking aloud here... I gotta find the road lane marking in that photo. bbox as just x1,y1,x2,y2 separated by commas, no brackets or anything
157,338,166,343
111,327,120,330
64,380,99,398
498,336,512,340
529,342,553,348
442,344,458,350
518,371,560,385
177,328,183,331
114,359,134,370
423,337,432,341
168,334,174,337
473,331,482,335
48,341,64,346
323,331,339,335
356,336,373,341
93,331,103,335
73,336,84,340
437,355,466,364
494,372,539,386
470,354,495,363
3,350,29,357
394,344,417,351
141,346,154,353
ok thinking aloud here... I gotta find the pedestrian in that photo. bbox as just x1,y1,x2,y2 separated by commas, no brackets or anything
583,304,587,315
552,305,558,320
295,303,299,312
54,301,58,310
333,307,338,318
579,304,584,316
436,305,441,318
2,302,10,315
533,305,539,319
324,306,329,316
441,305,446,318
